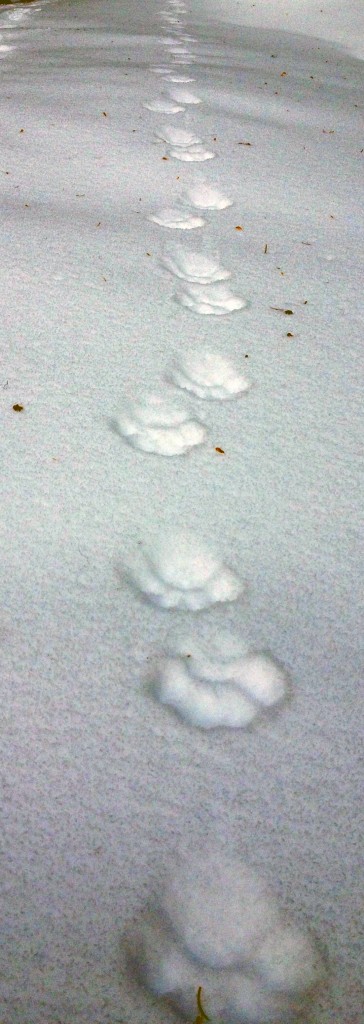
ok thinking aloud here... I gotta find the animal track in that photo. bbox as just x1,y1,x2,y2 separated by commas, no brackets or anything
129,529,243,610
169,145,215,162
143,99,185,112
186,181,233,210
155,125,202,147
168,87,201,104
170,349,251,399
149,207,205,229
175,281,247,315
161,247,231,284
127,850,323,1020
154,624,289,728
113,394,205,456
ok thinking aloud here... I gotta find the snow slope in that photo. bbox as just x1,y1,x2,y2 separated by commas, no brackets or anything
0,1,363,1022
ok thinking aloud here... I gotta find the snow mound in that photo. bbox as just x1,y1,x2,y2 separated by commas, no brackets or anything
129,530,243,610
113,394,205,456
170,348,251,399
176,281,247,314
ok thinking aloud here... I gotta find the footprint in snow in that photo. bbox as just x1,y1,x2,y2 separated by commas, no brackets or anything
143,99,185,112
160,246,231,284
169,348,251,399
176,281,247,315
155,622,290,729
112,393,205,456
186,180,233,210
129,529,243,610
149,207,205,229
168,87,201,104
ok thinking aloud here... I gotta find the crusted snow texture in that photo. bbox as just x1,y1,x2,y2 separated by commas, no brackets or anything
126,850,323,1023
113,394,205,456
129,529,243,609
170,348,251,399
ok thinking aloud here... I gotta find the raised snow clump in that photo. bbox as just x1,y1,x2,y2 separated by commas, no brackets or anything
149,206,204,229
161,247,231,284
170,348,251,399
113,394,205,456
186,180,233,210
176,281,247,314
154,623,289,728
143,99,185,112
129,530,243,610
168,87,201,104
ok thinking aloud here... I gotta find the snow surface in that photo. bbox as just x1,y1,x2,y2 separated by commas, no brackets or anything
127,847,323,1021
1,0,363,1021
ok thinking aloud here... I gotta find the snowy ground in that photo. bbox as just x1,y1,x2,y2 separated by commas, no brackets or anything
1,1,363,1022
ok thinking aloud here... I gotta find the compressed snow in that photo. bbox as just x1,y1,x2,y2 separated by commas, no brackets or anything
129,529,243,610
2,0,362,1020
254,924,321,994
155,125,202,147
160,247,231,284
170,348,251,399
143,99,184,112
150,66,173,74
127,849,323,1022
113,394,205,456
154,623,288,728
156,659,259,728
176,281,247,314
233,652,288,707
186,180,233,210
168,86,201,104
168,144,215,161
167,74,195,83
162,853,281,968
149,206,204,229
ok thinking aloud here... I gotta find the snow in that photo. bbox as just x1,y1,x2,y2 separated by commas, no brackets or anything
113,393,206,456
129,529,243,609
175,279,247,313
127,848,323,1020
154,622,288,727
170,347,251,398
1,0,362,1021
160,246,232,284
